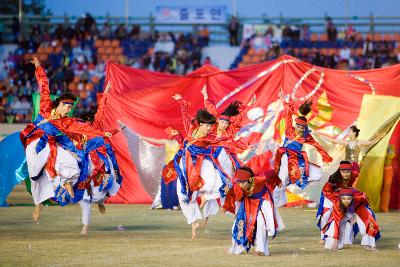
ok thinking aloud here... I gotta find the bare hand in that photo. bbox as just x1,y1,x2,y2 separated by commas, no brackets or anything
278,87,286,102
104,82,111,94
30,57,40,68
172,94,182,101
201,85,208,99
104,132,112,138
248,94,256,106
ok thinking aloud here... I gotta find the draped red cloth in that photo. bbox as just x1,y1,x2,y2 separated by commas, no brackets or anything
103,55,400,204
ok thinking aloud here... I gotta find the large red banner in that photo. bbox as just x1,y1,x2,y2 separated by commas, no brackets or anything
103,55,400,206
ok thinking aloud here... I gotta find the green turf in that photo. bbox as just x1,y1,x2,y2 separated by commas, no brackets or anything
1,187,399,266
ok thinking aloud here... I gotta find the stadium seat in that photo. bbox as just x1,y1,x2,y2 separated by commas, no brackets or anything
97,47,106,54
114,47,123,55
103,40,111,47
85,83,94,91
91,76,100,84
95,39,103,47
106,47,114,54
68,82,77,91
111,39,120,47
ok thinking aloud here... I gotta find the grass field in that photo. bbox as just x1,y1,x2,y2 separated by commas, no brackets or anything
1,186,399,266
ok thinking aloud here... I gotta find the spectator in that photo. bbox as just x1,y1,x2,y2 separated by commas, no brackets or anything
228,16,240,46
326,19,337,42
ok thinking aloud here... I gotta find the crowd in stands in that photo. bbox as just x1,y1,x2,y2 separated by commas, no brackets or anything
232,18,400,69
0,14,210,123
1,15,399,123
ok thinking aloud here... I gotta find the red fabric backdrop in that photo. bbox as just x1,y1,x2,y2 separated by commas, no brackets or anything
103,55,400,207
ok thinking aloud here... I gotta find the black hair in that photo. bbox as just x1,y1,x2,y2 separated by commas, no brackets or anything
221,100,241,117
350,125,360,137
339,195,353,215
298,99,313,116
194,109,216,125
52,92,77,108
328,160,352,185
238,166,254,177
79,106,97,122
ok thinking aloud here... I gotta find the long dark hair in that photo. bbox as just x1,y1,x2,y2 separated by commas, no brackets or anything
79,106,97,122
350,125,360,137
221,100,241,117
339,196,354,215
328,160,352,186
194,109,216,124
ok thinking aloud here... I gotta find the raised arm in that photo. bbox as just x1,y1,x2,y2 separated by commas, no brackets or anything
201,85,218,117
93,82,112,129
173,94,191,134
140,135,172,146
315,132,347,145
31,57,52,117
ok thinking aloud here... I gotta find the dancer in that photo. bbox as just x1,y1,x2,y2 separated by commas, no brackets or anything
200,85,252,228
73,84,123,235
316,161,357,242
20,57,82,222
323,187,380,251
167,94,229,239
21,57,115,223
274,90,332,193
315,126,374,185
223,167,283,256
141,127,183,210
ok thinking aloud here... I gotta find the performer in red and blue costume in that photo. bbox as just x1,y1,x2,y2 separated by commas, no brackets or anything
274,91,332,190
67,83,123,235
322,187,380,251
163,93,230,239
223,167,284,256
200,85,253,227
20,57,108,222
316,161,357,242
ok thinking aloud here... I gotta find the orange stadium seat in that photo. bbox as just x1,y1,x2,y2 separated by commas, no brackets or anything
85,83,94,91
97,47,106,54
73,76,80,83
242,55,251,63
91,76,100,84
374,33,382,41
95,39,103,47
383,33,393,41
310,33,318,42
68,82,77,91
103,39,111,47
114,47,123,55
79,91,88,99
105,47,114,54
319,34,328,41
111,39,120,47
100,54,108,62
247,48,255,56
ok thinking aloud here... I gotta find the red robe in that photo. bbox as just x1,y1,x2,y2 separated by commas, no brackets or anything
163,99,221,193
223,170,282,244
323,190,380,240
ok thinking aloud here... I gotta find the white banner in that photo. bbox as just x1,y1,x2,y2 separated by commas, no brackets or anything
155,6,227,24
